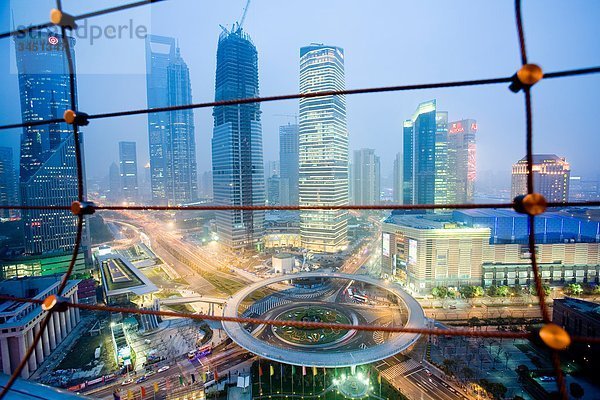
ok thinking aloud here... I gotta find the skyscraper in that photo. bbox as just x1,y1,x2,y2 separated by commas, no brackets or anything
299,44,348,253
108,162,121,203
393,152,402,203
145,35,198,205
352,148,380,205
447,120,477,203
118,141,138,203
402,100,448,205
511,154,570,202
212,28,265,250
15,30,87,255
279,123,299,205
0,147,18,220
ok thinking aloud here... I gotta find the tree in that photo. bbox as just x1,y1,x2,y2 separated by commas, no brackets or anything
473,286,484,297
487,285,498,296
432,286,449,299
497,286,510,297
565,283,583,296
570,382,584,400
460,286,477,298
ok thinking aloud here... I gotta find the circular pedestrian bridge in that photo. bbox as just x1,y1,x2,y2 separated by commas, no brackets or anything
221,272,425,368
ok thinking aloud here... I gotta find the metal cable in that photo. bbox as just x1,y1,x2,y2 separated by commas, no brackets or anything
0,66,599,132
0,0,597,398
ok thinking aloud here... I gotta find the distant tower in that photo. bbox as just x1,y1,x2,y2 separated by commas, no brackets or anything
145,35,198,205
511,154,570,202
393,152,402,203
15,30,88,254
279,123,299,205
0,147,18,219
108,162,121,203
299,44,348,253
212,27,265,250
352,149,380,205
118,141,138,203
403,100,448,205
447,120,477,203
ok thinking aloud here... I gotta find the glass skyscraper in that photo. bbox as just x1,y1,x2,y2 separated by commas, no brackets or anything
212,28,265,250
279,123,299,205
0,147,18,220
402,100,448,205
145,35,198,205
299,44,348,253
15,30,87,255
118,141,138,203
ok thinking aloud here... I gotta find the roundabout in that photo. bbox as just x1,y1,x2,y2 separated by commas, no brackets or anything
221,272,426,368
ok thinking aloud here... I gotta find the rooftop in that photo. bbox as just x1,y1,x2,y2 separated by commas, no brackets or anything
98,253,157,297
555,297,600,321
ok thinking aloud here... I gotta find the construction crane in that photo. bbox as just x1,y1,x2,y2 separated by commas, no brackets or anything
273,114,299,124
236,0,251,32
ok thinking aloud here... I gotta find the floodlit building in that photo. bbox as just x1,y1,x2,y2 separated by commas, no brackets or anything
211,28,265,250
511,154,570,203
352,149,381,205
383,209,600,293
447,119,477,203
146,35,198,205
0,276,80,378
299,44,348,253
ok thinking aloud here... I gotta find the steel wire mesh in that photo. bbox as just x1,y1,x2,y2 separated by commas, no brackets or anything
0,1,598,399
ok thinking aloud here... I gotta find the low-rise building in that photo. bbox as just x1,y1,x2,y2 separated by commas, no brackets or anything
0,276,80,378
272,254,294,274
382,209,600,294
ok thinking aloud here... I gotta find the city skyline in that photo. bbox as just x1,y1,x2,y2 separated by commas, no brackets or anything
2,1,599,185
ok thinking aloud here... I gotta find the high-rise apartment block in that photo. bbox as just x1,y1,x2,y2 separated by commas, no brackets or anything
212,28,265,250
118,141,138,203
279,123,299,205
352,149,380,205
146,35,198,205
511,154,570,202
299,44,348,253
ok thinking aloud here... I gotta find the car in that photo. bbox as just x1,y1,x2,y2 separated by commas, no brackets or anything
135,376,147,384
539,376,556,382
157,366,170,373
425,369,432,376
144,339,151,344
449,305,457,309
144,370,156,378
121,378,134,386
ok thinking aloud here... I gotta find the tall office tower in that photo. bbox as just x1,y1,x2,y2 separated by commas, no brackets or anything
145,35,198,205
352,148,380,205
447,120,477,203
279,124,299,205
279,123,299,205
265,161,280,179
200,170,213,199
299,44,348,253
118,142,138,203
402,100,448,205
267,176,280,205
212,28,265,250
0,147,18,219
434,112,448,205
108,162,121,203
511,154,571,202
15,31,87,255
393,152,402,203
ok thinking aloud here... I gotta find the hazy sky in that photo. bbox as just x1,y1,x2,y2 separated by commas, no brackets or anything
1,0,599,185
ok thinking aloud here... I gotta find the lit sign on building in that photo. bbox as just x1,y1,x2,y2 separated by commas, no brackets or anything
408,239,418,266
449,122,464,134
382,233,390,257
